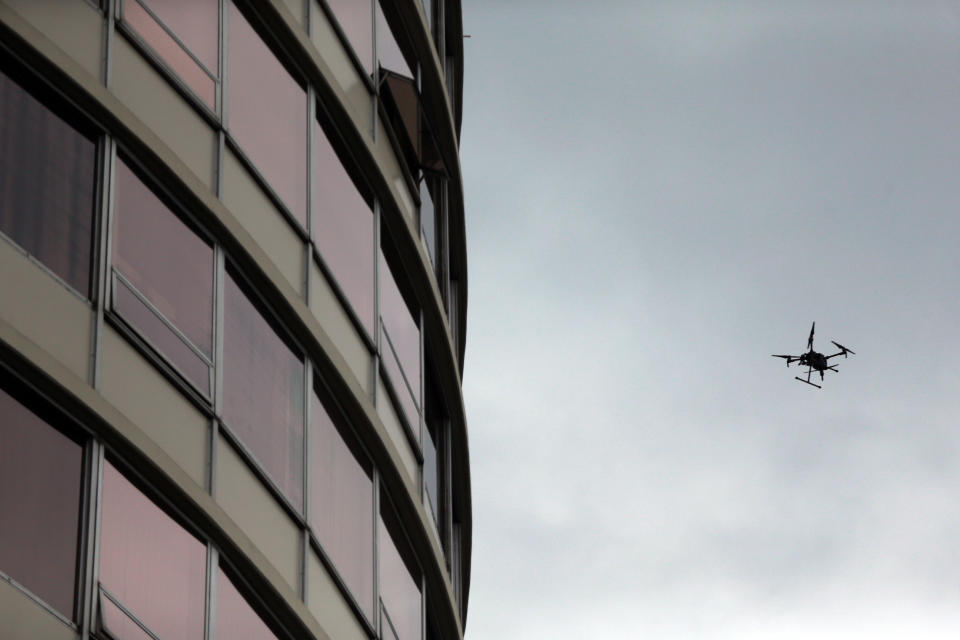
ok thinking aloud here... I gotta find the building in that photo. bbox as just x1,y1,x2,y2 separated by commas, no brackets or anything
0,1,470,639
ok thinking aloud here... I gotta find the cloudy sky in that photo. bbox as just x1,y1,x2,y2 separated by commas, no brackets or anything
458,1,960,637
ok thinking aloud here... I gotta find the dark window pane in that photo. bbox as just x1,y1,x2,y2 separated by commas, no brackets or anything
314,120,374,336
423,418,438,524
0,69,96,297
223,271,304,509
310,387,373,618
327,0,373,75
379,502,421,640
379,249,420,432
376,1,412,79
0,387,82,620
99,461,207,640
228,2,307,226
216,566,279,640
113,159,214,391
124,0,218,108
420,178,435,267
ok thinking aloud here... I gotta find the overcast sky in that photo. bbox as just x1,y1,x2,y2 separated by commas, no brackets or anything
458,1,960,637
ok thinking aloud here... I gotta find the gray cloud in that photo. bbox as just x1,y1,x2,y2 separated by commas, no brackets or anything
461,1,960,637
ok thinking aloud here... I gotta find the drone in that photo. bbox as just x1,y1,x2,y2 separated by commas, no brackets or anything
771,322,855,389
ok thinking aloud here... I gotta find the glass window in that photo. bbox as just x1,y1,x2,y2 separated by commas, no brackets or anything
423,421,439,526
379,248,421,437
223,270,304,509
99,461,207,640
376,1,413,79
310,384,374,618
379,500,421,640
0,67,96,297
113,158,215,395
420,177,436,268
122,0,219,108
0,386,83,620
326,0,373,76
314,117,374,337
216,566,279,640
227,2,307,227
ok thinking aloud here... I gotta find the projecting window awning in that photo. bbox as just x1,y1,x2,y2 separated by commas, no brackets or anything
379,69,447,178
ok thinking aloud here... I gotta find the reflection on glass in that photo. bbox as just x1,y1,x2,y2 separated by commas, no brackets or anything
228,1,307,226
310,387,374,617
123,0,218,108
113,159,214,393
379,502,421,640
216,566,279,640
314,119,374,337
0,68,96,297
379,248,421,435
99,461,206,640
223,271,304,509
0,387,82,620
326,0,373,75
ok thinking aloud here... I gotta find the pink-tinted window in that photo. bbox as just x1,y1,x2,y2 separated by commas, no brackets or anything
327,0,373,75
113,159,214,395
314,119,374,337
379,502,421,640
376,1,413,79
123,0,218,108
228,2,307,227
310,386,374,618
99,461,207,640
223,271,304,509
0,387,83,620
216,566,279,640
379,248,421,437
0,68,96,297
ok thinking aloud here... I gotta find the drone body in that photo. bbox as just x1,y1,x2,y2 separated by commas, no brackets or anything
771,322,855,389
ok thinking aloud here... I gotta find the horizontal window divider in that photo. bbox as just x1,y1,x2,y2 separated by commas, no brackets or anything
124,0,220,82
112,270,215,367
0,229,95,307
306,532,376,637
103,311,216,416
216,419,307,527
114,21,221,125
99,585,163,640
313,0,377,93
221,133,310,241
381,324,420,411
377,363,424,463
0,570,77,631
310,248,376,350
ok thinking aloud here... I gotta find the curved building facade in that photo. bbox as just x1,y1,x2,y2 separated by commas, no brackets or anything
0,1,470,640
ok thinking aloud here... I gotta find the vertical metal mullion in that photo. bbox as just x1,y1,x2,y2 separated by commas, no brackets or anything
205,547,219,640
300,364,312,602
372,470,381,638
92,138,117,389
372,198,381,405
102,0,115,87
80,442,105,638
211,246,226,498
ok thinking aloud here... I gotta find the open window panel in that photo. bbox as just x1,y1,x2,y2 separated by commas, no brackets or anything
110,156,216,399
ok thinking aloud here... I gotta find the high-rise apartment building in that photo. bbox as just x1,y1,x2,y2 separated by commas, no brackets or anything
0,1,470,639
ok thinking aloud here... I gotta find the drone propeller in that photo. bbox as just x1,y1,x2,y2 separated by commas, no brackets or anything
831,341,855,356
771,355,796,367
807,322,815,350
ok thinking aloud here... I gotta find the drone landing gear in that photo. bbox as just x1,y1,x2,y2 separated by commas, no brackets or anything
795,376,821,389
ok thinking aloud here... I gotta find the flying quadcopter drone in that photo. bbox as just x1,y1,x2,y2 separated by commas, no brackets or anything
771,322,855,389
